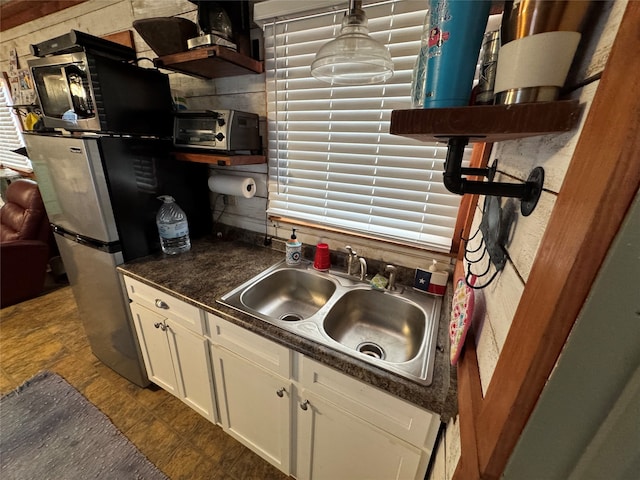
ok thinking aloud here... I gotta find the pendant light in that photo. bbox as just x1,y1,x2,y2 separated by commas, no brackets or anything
311,0,394,85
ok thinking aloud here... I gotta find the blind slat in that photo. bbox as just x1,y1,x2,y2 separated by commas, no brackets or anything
0,79,31,172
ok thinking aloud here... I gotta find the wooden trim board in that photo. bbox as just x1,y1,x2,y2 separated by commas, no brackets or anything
172,151,266,166
450,143,492,256
390,100,581,143
102,30,134,49
0,0,88,32
154,47,264,79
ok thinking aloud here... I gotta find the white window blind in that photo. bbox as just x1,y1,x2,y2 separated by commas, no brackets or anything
263,0,472,252
0,78,31,172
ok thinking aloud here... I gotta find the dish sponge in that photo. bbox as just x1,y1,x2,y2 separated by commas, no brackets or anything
370,273,389,290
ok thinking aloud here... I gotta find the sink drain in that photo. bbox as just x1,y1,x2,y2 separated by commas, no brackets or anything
280,313,303,322
357,342,386,360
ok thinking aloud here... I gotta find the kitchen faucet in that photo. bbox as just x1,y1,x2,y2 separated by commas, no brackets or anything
345,245,367,280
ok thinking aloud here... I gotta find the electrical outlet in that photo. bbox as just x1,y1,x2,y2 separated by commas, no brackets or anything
223,195,237,206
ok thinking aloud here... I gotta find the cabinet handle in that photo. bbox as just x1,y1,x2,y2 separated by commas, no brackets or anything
276,387,286,398
155,299,169,309
153,322,167,331
299,400,310,411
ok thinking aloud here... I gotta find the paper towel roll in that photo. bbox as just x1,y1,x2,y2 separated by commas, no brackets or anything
208,174,256,198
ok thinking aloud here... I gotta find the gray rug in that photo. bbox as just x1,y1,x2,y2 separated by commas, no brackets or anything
0,371,167,479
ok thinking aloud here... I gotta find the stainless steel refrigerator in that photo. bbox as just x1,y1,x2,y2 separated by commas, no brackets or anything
24,133,211,387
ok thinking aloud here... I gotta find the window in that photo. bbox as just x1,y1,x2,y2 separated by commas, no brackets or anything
0,77,32,173
261,0,472,253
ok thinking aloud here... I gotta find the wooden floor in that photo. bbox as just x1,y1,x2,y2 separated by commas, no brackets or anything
0,286,289,480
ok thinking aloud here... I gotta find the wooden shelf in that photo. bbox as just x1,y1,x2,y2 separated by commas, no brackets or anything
390,100,582,143
153,46,263,79
172,151,266,166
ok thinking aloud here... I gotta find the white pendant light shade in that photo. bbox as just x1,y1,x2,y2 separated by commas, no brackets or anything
311,1,393,85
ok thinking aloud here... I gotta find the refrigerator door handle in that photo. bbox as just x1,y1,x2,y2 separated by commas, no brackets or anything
52,224,122,254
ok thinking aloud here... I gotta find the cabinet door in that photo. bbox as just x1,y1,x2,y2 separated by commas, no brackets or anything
300,356,439,450
296,390,424,480
129,302,178,395
166,319,217,422
212,344,291,474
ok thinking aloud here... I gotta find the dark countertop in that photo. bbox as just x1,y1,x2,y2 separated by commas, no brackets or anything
117,237,458,421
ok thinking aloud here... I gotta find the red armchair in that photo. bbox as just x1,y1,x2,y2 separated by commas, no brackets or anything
1,179,55,307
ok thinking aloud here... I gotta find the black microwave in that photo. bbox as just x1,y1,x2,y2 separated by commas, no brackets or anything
28,51,173,136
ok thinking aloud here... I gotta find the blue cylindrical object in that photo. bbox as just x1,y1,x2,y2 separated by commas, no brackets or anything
423,0,491,108
410,10,431,108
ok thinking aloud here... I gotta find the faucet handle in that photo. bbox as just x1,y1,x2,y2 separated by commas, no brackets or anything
345,245,357,275
384,264,397,290
358,257,367,281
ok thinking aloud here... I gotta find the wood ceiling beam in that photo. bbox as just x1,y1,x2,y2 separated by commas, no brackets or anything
0,1,88,32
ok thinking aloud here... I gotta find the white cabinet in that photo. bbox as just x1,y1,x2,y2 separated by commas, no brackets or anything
129,302,179,395
208,314,440,480
295,357,441,480
208,314,292,474
122,275,441,480
124,276,217,422
165,316,216,420
296,390,424,480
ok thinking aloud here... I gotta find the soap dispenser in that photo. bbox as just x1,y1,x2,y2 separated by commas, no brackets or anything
427,260,448,296
285,228,302,265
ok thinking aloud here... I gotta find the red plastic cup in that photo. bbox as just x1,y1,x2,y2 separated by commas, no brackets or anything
313,243,331,271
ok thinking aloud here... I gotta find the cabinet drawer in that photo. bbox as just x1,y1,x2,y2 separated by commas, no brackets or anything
123,275,204,335
208,313,291,378
300,357,439,450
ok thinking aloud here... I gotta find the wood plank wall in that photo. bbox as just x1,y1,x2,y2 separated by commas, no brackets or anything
465,1,628,396
428,1,632,479
0,0,270,238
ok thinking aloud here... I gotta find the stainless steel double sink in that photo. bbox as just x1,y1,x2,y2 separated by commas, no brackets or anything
220,261,442,385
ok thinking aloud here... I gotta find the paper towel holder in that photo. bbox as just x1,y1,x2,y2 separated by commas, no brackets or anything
207,173,257,198
442,137,544,217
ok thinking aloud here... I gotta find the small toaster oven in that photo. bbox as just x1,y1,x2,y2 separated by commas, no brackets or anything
173,110,260,153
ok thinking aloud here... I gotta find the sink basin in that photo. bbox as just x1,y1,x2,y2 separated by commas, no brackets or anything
220,261,442,385
322,289,426,363
240,268,336,321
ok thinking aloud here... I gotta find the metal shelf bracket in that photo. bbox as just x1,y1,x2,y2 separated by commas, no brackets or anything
442,137,544,216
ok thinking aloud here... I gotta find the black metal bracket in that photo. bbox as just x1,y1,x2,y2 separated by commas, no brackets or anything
442,137,545,216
